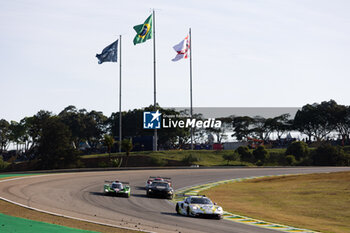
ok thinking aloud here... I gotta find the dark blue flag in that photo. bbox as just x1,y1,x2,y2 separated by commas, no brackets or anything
96,39,118,64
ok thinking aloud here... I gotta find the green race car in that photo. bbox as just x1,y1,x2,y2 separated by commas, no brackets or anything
104,180,130,198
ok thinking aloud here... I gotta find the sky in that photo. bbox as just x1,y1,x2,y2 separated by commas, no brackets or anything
1,0,350,122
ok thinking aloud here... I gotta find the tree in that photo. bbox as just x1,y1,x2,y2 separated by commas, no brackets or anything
190,112,207,145
236,146,254,163
253,145,269,163
312,144,350,166
26,110,52,155
37,117,78,169
108,105,191,149
285,141,309,161
251,116,268,140
232,116,275,141
59,106,108,151
87,110,108,149
0,119,10,153
157,108,191,149
17,117,35,155
232,116,255,140
332,105,350,144
294,100,338,141
103,134,115,162
206,127,227,144
205,117,231,144
59,106,86,148
121,139,133,167
266,114,292,140
9,121,26,152
108,108,145,139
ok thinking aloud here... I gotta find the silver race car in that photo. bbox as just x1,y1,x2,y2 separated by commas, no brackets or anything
176,195,223,219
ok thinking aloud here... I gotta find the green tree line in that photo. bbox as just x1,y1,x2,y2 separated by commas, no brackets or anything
1,100,350,169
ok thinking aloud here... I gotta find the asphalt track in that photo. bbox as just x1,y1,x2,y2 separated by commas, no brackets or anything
1,167,350,233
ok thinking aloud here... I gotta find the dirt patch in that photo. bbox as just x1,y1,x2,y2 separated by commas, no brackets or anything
0,200,140,233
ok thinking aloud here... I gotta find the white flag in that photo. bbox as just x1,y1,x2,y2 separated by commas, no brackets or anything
172,35,190,62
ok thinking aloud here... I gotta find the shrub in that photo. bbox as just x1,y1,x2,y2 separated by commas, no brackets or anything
151,156,167,166
266,151,286,165
222,153,239,165
110,157,123,167
0,157,9,170
75,160,85,168
256,160,264,166
285,155,297,166
236,146,255,163
312,144,350,166
98,161,108,168
253,146,269,163
182,154,200,165
286,141,309,161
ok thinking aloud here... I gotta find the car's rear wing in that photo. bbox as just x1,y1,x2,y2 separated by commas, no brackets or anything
148,176,171,180
176,194,206,197
104,180,130,184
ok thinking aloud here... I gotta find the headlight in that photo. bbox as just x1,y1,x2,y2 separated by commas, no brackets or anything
192,206,198,210
168,190,173,193
148,189,152,192
105,189,108,192
217,207,223,211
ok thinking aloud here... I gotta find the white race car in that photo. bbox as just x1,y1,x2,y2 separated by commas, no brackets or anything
176,195,223,219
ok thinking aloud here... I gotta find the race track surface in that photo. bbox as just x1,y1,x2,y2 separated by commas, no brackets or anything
1,167,349,233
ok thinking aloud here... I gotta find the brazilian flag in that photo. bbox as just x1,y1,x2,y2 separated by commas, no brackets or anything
133,14,152,45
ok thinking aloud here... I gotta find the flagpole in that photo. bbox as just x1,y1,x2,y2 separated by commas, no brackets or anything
153,9,158,151
119,35,122,153
189,28,193,150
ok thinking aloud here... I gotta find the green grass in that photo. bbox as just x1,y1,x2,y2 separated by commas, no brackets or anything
0,213,98,233
201,171,350,233
80,148,288,167
81,150,252,166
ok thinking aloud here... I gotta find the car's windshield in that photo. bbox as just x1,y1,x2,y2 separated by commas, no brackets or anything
111,183,123,189
152,182,168,188
190,198,213,204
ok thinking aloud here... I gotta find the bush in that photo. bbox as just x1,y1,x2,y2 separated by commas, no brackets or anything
253,146,269,163
0,157,10,170
182,154,200,165
343,146,350,153
150,156,167,166
222,153,239,165
286,141,309,161
98,161,108,168
266,151,286,165
312,144,350,166
296,155,313,166
285,155,297,166
256,160,264,166
236,146,255,163
75,160,85,168
110,157,123,167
